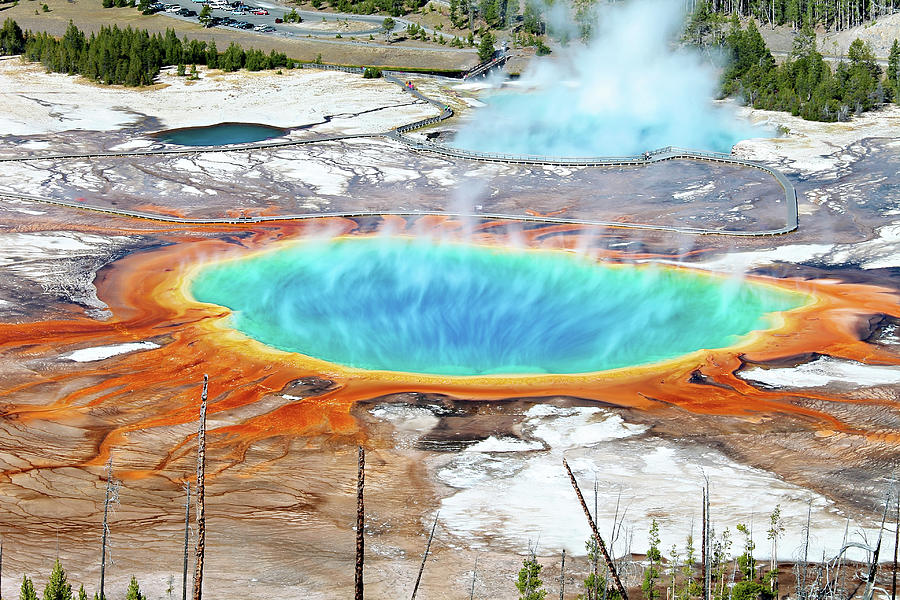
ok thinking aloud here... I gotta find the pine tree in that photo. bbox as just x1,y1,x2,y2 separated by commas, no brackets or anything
642,519,661,600
198,4,212,26
76,585,87,600
679,535,701,600
206,39,218,69
20,575,38,600
736,524,757,581
516,553,547,600
766,506,784,592
124,576,144,600
890,39,900,103
477,31,494,62
0,18,25,55
43,560,73,600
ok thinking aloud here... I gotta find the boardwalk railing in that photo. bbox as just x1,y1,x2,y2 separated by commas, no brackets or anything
463,54,509,80
301,63,364,74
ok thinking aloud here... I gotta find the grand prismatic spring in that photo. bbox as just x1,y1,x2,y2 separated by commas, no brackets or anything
2,1,900,598
189,237,808,375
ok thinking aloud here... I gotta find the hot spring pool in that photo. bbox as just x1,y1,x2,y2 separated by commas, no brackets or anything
155,123,288,146
189,238,808,375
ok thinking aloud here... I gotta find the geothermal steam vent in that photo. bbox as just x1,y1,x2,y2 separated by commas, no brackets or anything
190,238,807,376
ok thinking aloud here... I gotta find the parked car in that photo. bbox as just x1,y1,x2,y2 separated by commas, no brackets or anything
239,21,254,28
164,4,182,11
231,8,246,14
177,8,196,16
260,25,275,32
274,17,282,22
250,8,267,14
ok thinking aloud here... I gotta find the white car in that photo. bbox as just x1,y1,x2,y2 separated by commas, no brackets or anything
165,4,182,11
231,8,246,14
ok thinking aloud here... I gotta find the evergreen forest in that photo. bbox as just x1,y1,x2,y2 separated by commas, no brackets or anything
0,18,292,86
719,16,900,121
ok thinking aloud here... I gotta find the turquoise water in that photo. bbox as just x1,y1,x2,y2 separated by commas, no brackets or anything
190,238,806,376
157,123,287,146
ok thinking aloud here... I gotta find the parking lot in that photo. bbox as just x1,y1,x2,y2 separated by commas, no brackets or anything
155,1,392,38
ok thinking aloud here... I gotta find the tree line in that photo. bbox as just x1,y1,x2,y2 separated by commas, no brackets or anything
514,501,891,600
720,16,899,121
18,559,148,600
0,18,293,86
687,0,900,32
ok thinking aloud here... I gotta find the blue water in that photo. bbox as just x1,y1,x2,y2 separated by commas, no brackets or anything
190,238,807,376
157,123,287,146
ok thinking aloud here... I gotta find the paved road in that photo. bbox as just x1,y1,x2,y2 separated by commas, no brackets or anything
771,49,890,67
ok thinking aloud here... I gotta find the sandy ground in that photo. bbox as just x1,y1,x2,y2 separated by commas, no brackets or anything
0,67,899,600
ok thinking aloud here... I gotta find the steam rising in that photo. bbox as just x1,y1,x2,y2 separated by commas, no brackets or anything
452,0,768,157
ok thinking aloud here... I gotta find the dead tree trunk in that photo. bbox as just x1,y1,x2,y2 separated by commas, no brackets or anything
593,481,600,600
182,482,191,600
192,375,208,600
559,549,566,600
892,491,899,600
705,484,711,600
99,456,113,600
799,502,811,600
562,458,628,600
411,512,439,600
863,491,891,600
701,485,707,600
355,445,365,600
469,555,478,600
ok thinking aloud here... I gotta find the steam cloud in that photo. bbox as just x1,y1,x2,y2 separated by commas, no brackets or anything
451,0,769,157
